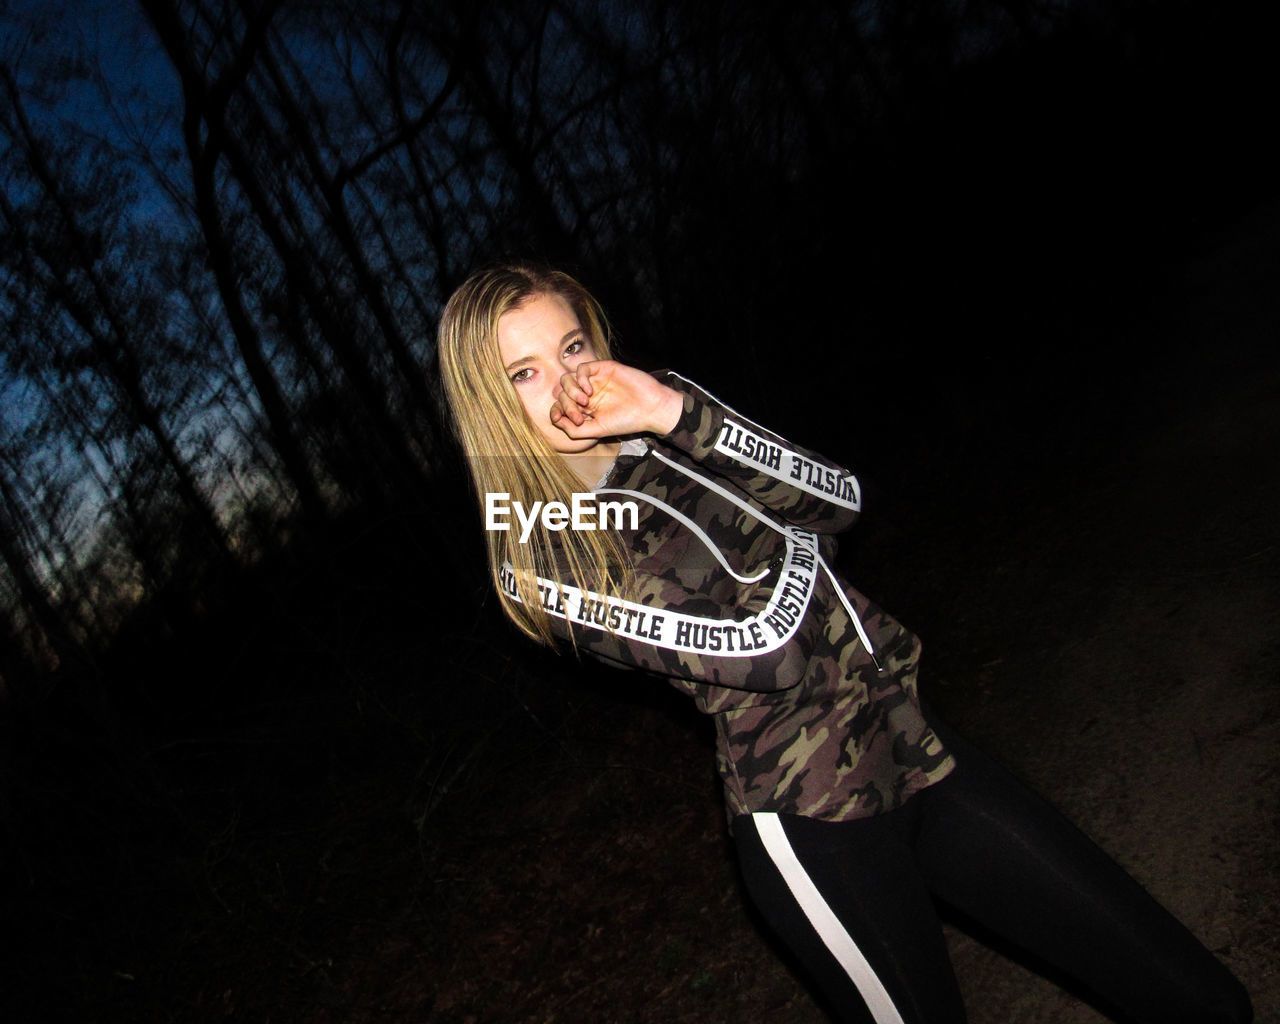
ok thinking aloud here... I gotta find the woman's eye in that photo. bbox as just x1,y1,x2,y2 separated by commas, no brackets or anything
564,339,586,357
510,367,533,383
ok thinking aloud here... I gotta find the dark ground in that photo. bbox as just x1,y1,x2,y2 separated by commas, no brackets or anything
5,202,1279,1022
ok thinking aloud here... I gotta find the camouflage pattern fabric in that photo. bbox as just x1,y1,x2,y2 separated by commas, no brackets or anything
503,372,954,824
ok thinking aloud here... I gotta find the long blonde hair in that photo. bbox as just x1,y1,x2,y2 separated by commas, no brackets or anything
437,264,635,645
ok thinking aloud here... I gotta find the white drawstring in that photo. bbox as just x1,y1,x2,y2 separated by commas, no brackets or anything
595,487,772,584
820,559,880,670
599,449,880,666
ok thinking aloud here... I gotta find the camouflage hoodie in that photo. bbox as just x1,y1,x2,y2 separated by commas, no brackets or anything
500,371,954,823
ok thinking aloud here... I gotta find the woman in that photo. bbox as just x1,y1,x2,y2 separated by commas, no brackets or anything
437,263,1251,1024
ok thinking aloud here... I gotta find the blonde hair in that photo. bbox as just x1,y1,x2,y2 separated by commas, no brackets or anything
437,264,635,646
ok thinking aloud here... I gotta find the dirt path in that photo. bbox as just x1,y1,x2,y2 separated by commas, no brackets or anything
933,201,1280,1022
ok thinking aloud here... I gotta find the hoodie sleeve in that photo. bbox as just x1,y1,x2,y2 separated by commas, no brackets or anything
501,524,828,695
655,371,861,534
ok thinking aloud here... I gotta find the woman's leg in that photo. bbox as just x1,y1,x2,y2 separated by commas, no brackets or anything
913,718,1253,1024
734,809,968,1024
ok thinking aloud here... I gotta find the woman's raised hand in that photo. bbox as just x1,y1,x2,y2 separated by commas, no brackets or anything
550,360,684,440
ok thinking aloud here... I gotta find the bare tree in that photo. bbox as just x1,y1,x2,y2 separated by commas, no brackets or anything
1,64,232,560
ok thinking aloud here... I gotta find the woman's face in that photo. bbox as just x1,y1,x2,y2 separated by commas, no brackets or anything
496,291,601,455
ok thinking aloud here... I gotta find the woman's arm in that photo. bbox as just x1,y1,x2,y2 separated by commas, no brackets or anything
551,362,861,534
503,518,828,694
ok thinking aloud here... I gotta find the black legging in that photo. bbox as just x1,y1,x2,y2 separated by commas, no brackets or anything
733,716,1252,1024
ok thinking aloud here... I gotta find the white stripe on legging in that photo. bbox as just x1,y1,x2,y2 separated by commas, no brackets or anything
752,812,906,1024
